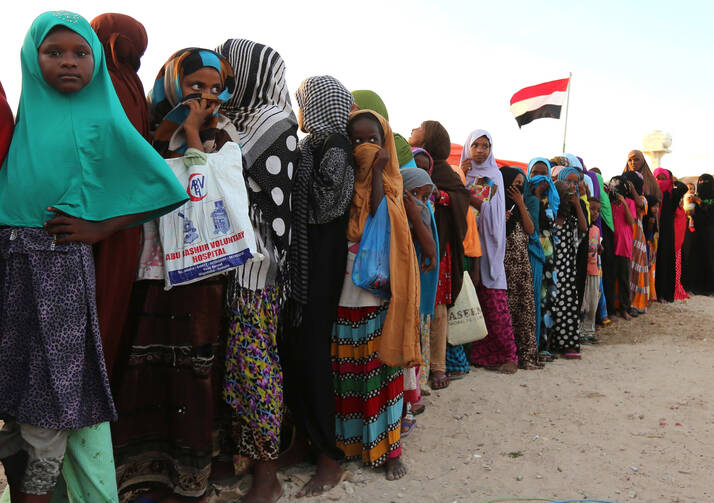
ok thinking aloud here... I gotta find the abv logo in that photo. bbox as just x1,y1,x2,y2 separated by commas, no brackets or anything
187,173,207,201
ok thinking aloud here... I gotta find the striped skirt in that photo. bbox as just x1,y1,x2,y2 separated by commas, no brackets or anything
332,304,403,467
630,222,650,313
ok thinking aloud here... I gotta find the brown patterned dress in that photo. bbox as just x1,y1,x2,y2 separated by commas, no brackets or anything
504,222,538,367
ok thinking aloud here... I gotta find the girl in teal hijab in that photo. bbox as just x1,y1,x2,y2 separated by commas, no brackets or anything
0,12,185,502
0,11,186,228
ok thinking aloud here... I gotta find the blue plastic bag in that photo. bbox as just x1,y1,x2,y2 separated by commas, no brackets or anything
352,198,391,298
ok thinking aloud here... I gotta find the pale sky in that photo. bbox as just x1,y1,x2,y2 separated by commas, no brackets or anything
2,0,712,180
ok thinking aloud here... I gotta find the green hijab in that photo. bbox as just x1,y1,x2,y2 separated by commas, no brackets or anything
351,89,414,167
0,11,187,228
594,172,614,231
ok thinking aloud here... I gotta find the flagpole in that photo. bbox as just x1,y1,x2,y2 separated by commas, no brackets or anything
562,72,572,153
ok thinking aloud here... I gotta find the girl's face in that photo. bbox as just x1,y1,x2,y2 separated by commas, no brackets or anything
589,201,601,222
511,173,525,191
411,185,432,204
38,27,94,94
565,172,580,188
469,135,490,164
687,183,696,193
408,122,425,147
349,116,384,147
530,162,548,177
656,172,669,181
414,153,430,172
180,67,222,100
627,151,643,172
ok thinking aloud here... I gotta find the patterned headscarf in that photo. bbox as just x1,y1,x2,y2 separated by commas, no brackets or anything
217,39,298,269
148,48,236,157
290,75,354,304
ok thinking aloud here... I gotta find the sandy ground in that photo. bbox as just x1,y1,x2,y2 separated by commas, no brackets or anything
2,296,713,502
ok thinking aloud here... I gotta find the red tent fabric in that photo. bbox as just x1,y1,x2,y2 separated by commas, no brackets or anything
447,143,527,172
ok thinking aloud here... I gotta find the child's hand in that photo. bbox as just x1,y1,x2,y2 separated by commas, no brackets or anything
505,209,513,221
568,191,579,206
183,98,219,132
460,158,472,175
627,181,639,196
507,185,524,206
44,207,110,244
403,190,422,222
598,244,604,255
616,193,625,205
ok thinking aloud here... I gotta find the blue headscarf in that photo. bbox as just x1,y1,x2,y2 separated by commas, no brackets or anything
565,153,583,171
527,157,560,220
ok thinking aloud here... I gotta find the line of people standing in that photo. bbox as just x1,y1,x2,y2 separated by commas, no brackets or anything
0,10,712,503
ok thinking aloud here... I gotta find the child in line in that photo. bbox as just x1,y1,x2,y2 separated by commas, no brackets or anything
580,197,603,343
332,110,420,481
0,11,186,502
609,176,636,320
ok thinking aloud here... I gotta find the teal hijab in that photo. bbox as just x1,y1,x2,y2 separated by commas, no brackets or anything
0,11,187,228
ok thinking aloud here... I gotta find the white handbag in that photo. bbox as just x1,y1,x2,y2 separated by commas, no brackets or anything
447,272,487,345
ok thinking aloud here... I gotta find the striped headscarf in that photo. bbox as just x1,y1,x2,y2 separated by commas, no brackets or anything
217,39,298,269
148,48,236,157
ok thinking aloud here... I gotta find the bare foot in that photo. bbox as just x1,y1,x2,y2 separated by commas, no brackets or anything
385,457,407,481
243,461,282,503
498,361,518,374
621,310,632,321
296,454,346,498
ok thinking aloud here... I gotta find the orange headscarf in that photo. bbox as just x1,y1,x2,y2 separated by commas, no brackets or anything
348,110,421,367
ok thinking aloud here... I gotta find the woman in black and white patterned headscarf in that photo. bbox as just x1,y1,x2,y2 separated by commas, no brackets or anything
215,38,300,502
281,75,356,498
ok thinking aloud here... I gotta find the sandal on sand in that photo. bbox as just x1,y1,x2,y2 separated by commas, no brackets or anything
562,352,582,360
411,402,426,416
401,417,417,437
429,373,450,390
446,370,468,380
600,317,613,327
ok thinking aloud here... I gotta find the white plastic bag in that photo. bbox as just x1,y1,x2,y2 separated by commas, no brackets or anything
159,142,262,289
447,272,487,345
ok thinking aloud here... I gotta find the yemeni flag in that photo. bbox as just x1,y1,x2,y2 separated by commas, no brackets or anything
510,77,570,128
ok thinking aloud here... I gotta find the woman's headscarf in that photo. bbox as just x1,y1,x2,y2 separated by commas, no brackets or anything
412,147,434,175
565,153,583,171
401,167,439,318
582,175,594,198
555,166,582,190
501,166,525,237
217,39,298,266
349,110,421,367
394,134,415,167
290,75,354,304
90,13,149,137
424,120,470,301
461,129,506,289
585,171,600,199
594,172,614,231
653,167,673,196
0,11,187,228
148,47,236,157
697,173,714,201
400,167,436,228
624,149,662,202
0,82,13,163
527,157,560,219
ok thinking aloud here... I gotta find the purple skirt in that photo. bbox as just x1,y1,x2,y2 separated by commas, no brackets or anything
0,227,116,430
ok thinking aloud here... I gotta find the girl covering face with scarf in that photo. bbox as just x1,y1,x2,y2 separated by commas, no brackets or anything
332,109,420,482
113,47,241,502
